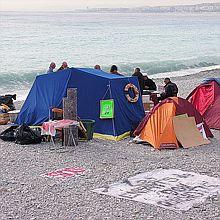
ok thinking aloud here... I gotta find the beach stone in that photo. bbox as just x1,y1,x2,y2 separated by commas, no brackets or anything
0,70,220,220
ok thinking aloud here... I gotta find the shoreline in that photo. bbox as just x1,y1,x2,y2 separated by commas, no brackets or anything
154,68,220,98
14,68,220,108
151,65,220,79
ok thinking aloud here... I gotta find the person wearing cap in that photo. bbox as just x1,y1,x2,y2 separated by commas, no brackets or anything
47,62,56,73
57,61,69,71
143,73,156,91
132,68,144,95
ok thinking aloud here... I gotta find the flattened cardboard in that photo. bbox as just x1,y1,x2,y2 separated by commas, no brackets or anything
173,115,210,148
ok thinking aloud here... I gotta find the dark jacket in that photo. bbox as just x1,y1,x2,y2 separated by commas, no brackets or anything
161,82,178,100
132,72,144,95
143,78,157,91
57,67,69,71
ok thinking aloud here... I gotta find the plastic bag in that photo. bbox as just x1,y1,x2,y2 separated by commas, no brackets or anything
0,126,18,141
15,124,42,145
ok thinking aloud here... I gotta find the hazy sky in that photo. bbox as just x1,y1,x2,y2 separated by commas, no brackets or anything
0,0,219,11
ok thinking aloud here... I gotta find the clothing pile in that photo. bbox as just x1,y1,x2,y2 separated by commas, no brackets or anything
0,94,16,125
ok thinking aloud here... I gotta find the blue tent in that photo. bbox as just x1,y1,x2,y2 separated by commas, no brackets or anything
16,68,145,140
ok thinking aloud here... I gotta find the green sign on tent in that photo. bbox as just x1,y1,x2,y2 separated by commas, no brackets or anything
100,99,114,119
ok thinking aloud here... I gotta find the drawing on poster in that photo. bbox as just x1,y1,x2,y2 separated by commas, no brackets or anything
93,169,220,211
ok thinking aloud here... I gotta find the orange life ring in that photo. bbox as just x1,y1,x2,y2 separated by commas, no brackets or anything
124,83,139,103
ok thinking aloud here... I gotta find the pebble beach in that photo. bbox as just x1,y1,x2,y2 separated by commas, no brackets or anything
0,69,220,220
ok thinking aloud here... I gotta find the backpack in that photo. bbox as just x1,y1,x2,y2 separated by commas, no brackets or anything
0,126,18,141
15,124,42,145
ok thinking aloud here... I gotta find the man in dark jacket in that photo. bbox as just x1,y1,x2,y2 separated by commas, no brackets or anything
160,78,178,100
143,74,157,91
132,68,144,95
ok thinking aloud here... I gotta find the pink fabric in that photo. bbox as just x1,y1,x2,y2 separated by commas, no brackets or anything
187,82,214,115
187,81,220,129
42,119,78,136
203,96,220,129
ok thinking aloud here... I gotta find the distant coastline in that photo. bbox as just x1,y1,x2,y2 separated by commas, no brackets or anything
1,3,220,13
74,3,220,13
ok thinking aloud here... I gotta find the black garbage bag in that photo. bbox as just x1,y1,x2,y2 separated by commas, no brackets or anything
15,124,42,145
0,126,18,141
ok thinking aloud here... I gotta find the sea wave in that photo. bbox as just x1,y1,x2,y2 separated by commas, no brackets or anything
113,58,219,76
0,58,219,99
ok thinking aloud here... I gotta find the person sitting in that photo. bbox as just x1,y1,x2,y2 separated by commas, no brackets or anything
47,62,56,73
132,68,144,95
57,61,69,71
160,77,178,100
143,73,156,91
94,64,101,70
110,65,123,76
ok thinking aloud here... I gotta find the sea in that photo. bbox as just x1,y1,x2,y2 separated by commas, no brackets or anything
0,12,220,100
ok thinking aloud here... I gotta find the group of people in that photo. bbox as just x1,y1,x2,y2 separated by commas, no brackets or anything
46,62,178,100
132,68,156,94
132,67,178,100
47,61,69,74
47,62,122,76
94,64,123,76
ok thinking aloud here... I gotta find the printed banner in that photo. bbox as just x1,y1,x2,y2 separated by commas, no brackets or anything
100,99,114,119
93,169,220,211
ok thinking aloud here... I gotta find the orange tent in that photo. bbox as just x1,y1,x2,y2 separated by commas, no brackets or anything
134,97,213,150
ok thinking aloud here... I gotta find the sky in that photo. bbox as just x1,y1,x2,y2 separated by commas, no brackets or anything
0,0,219,11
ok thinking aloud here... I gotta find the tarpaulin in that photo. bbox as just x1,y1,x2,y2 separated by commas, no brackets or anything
16,68,145,140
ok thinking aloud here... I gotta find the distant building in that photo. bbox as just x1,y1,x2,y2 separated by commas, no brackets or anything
74,3,220,13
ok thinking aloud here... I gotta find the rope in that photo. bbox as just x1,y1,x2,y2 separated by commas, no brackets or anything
101,83,111,100
108,82,116,137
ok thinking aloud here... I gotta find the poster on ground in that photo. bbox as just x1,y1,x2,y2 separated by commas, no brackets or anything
44,167,85,179
93,169,220,211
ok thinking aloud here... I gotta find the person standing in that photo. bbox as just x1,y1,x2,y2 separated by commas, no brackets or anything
47,62,56,73
132,68,144,95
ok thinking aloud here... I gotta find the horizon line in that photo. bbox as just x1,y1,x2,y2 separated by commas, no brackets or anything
0,2,219,12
